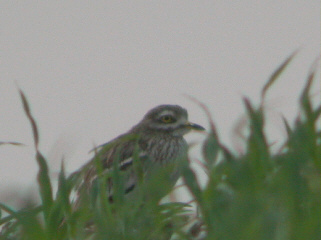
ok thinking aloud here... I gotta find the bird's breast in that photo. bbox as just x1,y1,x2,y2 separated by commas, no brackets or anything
142,136,188,165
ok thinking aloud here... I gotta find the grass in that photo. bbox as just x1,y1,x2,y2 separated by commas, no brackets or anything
0,53,320,239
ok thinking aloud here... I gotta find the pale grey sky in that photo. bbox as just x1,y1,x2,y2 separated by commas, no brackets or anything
1,1,320,204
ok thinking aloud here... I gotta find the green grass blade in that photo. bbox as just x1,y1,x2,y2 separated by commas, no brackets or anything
18,89,54,228
57,161,72,216
203,131,220,169
0,141,25,147
182,163,203,205
19,89,39,150
36,152,53,225
282,116,292,137
261,50,298,100
0,205,42,225
0,203,16,217
243,98,269,162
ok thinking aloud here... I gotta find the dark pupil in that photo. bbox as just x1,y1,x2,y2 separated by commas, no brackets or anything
162,115,173,122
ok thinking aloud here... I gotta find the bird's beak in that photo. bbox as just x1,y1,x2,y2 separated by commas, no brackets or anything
185,121,205,131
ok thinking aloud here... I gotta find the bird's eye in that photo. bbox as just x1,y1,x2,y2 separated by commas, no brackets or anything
160,115,175,123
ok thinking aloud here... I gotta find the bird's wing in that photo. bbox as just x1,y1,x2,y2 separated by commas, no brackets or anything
74,133,148,202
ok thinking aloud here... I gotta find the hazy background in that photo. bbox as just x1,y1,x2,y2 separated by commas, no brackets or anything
1,1,320,205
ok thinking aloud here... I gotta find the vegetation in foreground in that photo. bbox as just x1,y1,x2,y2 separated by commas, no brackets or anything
0,53,320,240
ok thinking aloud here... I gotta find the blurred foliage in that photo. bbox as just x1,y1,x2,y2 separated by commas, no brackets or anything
0,54,320,239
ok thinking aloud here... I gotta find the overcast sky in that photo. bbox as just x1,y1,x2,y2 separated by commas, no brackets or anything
1,1,320,205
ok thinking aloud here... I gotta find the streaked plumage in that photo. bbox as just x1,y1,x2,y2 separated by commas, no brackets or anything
74,105,204,204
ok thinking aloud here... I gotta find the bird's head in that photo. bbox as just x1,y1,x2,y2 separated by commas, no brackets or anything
135,105,205,137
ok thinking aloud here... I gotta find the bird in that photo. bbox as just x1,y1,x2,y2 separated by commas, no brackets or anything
73,104,205,205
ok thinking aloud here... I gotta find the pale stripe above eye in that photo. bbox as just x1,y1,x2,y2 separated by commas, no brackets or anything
158,110,175,117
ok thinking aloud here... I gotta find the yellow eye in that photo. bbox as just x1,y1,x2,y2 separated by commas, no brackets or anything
160,115,175,123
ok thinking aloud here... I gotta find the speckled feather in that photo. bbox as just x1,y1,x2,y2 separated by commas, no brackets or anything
74,105,202,203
